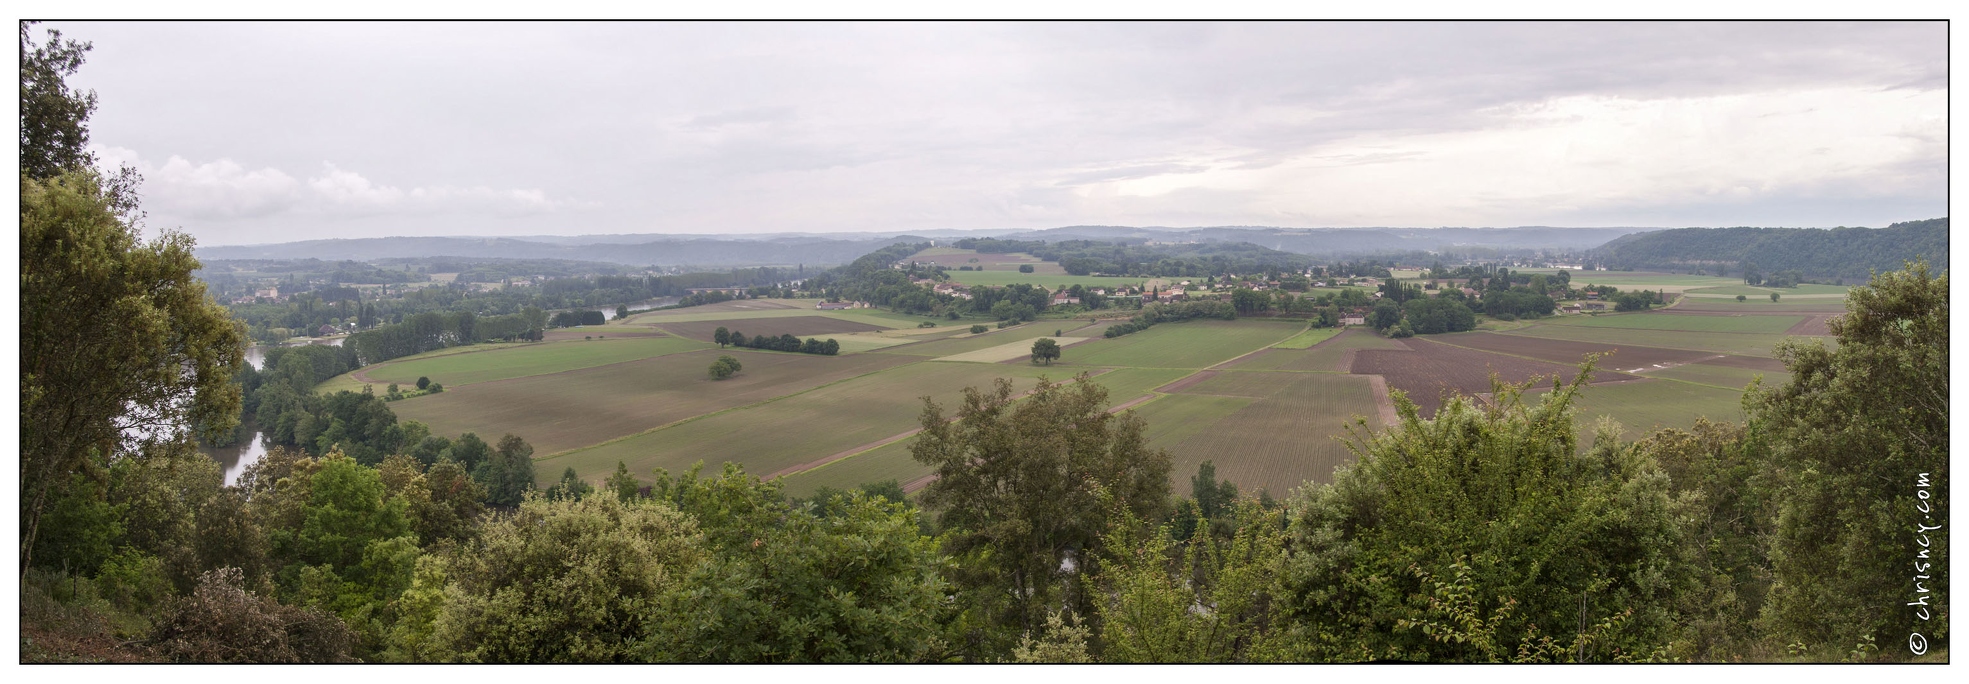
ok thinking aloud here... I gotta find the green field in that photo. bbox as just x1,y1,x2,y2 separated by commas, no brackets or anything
1685,284,1852,297
777,366,1191,497
1639,363,1791,391
1546,379,1749,443
1501,325,1793,357
1545,312,1806,334
945,270,1150,289
1671,298,1850,313
540,361,1064,486
391,349,918,457
1274,327,1340,349
1225,328,1404,372
1145,372,1383,495
358,336,711,388
1061,319,1303,369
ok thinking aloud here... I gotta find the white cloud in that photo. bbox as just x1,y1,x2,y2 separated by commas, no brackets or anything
95,147,583,230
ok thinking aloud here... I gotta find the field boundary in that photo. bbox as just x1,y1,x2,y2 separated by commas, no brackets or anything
1365,374,1399,426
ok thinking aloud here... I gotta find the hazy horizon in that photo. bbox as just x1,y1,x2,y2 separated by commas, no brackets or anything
45,21,1946,246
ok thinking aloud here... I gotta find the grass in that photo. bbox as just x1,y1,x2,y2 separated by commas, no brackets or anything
1543,312,1807,334
358,336,712,388
1087,367,1196,405
1671,298,1851,313
1640,363,1791,391
1542,379,1750,443
1060,319,1303,369
390,349,920,457
1501,325,1795,358
777,437,935,498
1274,327,1340,349
540,361,1064,486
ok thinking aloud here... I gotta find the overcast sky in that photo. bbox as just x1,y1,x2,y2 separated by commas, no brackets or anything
43,21,1947,246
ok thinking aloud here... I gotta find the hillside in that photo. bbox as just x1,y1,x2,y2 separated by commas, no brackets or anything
1590,218,1947,279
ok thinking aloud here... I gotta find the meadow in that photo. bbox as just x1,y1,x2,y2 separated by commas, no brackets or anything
1544,312,1807,334
357,335,710,388
1060,319,1303,369
1499,324,1794,357
1684,283,1853,296
1273,326,1339,349
390,349,918,456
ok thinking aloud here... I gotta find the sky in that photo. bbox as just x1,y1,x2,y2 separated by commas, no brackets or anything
41,21,1948,246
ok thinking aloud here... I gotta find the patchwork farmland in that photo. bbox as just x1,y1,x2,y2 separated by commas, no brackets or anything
315,270,1847,502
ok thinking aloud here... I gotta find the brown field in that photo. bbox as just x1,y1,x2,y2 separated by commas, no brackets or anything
1224,328,1403,372
625,299,800,320
543,329,672,342
1154,372,1384,495
1785,314,1838,336
1426,332,1717,373
390,349,918,456
1351,338,1639,417
654,315,891,342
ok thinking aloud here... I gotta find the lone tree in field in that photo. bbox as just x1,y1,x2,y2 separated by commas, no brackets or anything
713,326,730,347
1019,264,1035,273
417,376,431,390
708,355,743,380
1031,338,1062,365
1737,294,1747,302
1769,292,1780,302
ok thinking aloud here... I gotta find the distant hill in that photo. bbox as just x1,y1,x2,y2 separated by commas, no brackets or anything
196,235,920,268
194,225,1664,268
1002,226,1650,254
1590,218,1947,279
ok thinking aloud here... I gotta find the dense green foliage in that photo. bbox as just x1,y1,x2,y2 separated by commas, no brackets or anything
1592,219,1947,279
1104,300,1238,338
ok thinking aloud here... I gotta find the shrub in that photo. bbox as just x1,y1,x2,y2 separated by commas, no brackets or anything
709,355,743,380
1018,264,1035,273
427,383,443,393
150,568,356,663
970,325,988,334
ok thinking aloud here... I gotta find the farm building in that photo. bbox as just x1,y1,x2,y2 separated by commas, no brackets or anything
816,302,852,310
1341,315,1367,326
1052,293,1081,305
687,287,747,295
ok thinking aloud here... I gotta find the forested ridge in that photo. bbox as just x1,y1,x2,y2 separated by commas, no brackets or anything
1591,218,1947,279
18,25,1950,664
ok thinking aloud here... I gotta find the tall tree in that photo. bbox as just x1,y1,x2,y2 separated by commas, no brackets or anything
910,373,1171,657
1749,261,1948,659
20,23,97,180
20,171,245,574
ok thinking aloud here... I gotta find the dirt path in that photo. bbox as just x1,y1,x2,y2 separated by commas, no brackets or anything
765,428,924,480
1151,370,1218,394
1365,374,1399,427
